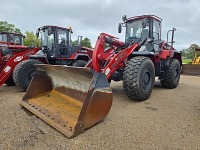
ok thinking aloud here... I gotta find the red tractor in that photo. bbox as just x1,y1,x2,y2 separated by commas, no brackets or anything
13,25,93,91
0,32,39,86
20,15,182,138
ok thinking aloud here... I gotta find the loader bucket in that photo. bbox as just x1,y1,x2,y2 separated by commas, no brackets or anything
182,64,200,76
20,64,113,138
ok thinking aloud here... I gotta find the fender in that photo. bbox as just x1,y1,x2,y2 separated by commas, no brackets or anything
0,48,39,86
70,47,93,60
71,53,90,61
164,57,170,69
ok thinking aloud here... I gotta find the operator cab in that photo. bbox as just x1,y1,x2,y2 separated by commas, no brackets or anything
36,26,75,60
119,15,162,53
0,32,24,46
0,32,25,56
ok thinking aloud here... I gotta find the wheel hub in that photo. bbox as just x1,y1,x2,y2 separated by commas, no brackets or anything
173,68,179,82
142,70,151,90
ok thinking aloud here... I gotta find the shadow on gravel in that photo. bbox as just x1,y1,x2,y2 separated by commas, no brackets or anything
0,85,25,93
20,106,34,116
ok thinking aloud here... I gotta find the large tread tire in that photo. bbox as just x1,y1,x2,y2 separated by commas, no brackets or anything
72,60,87,67
13,59,42,91
161,58,181,89
123,56,155,101
5,75,15,86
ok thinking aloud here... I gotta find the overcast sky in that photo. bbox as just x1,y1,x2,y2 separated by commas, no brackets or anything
1,0,200,50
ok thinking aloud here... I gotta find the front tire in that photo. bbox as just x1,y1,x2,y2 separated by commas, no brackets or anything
161,58,181,89
123,56,155,101
13,59,42,91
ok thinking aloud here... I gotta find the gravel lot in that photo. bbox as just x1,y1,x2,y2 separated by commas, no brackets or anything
0,75,200,150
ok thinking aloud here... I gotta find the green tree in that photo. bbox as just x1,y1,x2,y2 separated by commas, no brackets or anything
181,49,186,58
24,31,41,46
188,44,199,52
185,44,200,59
0,21,21,34
72,37,92,48
72,40,76,46
81,37,92,48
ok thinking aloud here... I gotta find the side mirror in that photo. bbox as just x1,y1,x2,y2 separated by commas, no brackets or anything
36,28,40,38
118,23,122,33
36,30,39,38
122,15,127,22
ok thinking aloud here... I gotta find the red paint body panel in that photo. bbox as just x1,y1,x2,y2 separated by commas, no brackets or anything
103,43,139,79
0,48,39,86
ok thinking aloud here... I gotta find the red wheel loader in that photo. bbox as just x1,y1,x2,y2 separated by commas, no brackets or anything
20,15,182,138
0,32,39,86
13,25,93,91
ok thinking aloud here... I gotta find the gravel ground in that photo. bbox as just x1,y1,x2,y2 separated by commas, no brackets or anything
0,75,200,150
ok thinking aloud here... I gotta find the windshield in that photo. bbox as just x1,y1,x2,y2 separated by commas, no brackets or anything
40,29,54,50
0,33,8,42
40,28,68,50
9,34,24,45
153,20,161,40
57,29,68,46
125,19,144,43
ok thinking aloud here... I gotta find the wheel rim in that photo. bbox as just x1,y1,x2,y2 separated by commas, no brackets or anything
142,69,152,90
173,68,179,82
28,69,35,80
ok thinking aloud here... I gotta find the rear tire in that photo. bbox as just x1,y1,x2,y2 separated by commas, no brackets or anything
161,58,181,89
5,75,15,86
13,59,42,91
123,56,155,101
72,60,87,67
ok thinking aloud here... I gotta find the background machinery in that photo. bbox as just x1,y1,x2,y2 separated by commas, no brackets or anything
192,48,200,64
20,15,182,138
182,48,200,75
13,25,93,91
0,32,39,86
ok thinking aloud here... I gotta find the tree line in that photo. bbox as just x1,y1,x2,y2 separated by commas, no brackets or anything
0,21,92,48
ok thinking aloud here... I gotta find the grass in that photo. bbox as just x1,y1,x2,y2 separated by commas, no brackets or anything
182,59,192,64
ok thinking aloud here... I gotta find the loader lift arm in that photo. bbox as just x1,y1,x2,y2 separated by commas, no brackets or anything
91,33,150,79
